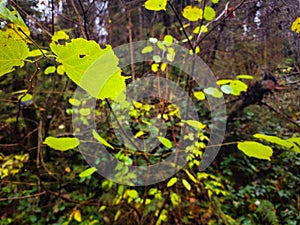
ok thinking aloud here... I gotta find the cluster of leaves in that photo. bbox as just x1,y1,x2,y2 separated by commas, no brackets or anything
0,1,299,225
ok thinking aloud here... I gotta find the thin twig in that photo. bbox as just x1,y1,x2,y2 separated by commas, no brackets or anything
167,1,194,52
0,191,46,201
261,102,300,128
70,0,87,39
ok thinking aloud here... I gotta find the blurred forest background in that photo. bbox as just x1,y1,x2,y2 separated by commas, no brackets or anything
0,0,299,224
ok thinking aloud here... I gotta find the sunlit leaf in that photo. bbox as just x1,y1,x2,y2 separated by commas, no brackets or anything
50,38,126,101
254,133,300,153
144,0,167,11
237,141,273,160
69,98,81,106
183,6,203,22
43,137,79,151
170,192,181,206
216,79,232,85
158,136,172,148
229,80,248,95
92,129,114,149
73,210,81,222
151,63,159,72
79,167,97,178
44,66,56,75
0,2,27,27
167,177,177,187
236,74,253,79
193,25,208,34
126,189,139,199
194,91,205,100
204,87,223,98
184,169,198,183
157,41,166,51
182,120,206,130
79,108,91,116
142,45,153,53
291,17,300,34
153,55,161,63
52,30,69,42
203,6,216,21
182,179,191,191
163,35,173,46
0,29,30,77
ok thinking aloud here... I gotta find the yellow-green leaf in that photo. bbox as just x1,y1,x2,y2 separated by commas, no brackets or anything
142,45,153,53
236,74,253,80
203,87,223,98
182,120,206,130
163,35,173,46
69,98,81,106
44,66,56,75
92,129,114,149
145,0,167,11
167,177,177,187
52,30,69,42
50,38,126,101
0,29,30,77
79,167,97,178
126,189,139,199
182,179,191,191
183,6,203,22
43,137,79,151
158,136,172,148
203,6,216,21
237,141,273,160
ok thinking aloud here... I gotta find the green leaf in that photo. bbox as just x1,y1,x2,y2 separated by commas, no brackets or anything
182,179,191,191
126,189,139,199
79,167,97,178
193,25,208,34
0,2,27,27
203,6,216,21
183,6,203,22
0,30,30,77
92,129,114,149
156,41,166,51
44,66,56,75
237,141,273,160
212,0,219,3
170,192,181,206
141,45,153,53
18,93,32,103
43,137,79,151
158,136,172,148
79,108,91,116
194,91,205,100
236,74,253,79
167,177,177,187
50,38,126,101
182,120,206,130
153,55,161,63
144,0,167,11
